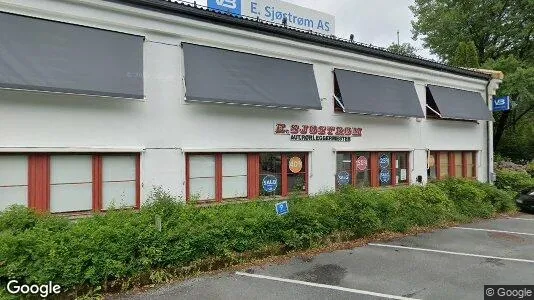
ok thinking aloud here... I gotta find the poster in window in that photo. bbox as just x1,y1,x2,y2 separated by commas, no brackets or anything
337,171,350,185
356,156,368,171
379,154,390,169
379,169,391,184
289,157,303,173
262,175,278,193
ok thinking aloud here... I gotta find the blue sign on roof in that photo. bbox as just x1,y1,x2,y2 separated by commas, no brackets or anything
493,96,511,112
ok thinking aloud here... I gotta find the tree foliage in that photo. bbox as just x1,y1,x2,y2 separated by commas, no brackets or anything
386,42,418,56
451,41,480,67
410,0,534,162
411,0,534,64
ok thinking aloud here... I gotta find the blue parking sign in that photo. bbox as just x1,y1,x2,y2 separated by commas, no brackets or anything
276,201,289,216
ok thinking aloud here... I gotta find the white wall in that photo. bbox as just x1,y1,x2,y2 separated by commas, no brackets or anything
0,0,495,202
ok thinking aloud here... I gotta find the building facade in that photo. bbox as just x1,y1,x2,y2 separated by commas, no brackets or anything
0,0,502,213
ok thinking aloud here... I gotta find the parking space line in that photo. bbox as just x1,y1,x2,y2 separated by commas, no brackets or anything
508,217,534,221
452,227,534,237
368,243,534,264
236,272,421,300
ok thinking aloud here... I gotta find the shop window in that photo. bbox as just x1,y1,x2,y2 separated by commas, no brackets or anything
355,152,371,187
429,151,477,180
336,153,352,189
336,151,409,189
378,153,393,186
465,152,476,178
428,152,438,181
259,153,282,196
395,152,409,185
102,155,137,209
287,153,307,193
222,154,247,199
0,155,28,211
454,152,463,178
188,155,216,201
50,155,93,213
186,152,309,202
0,153,140,213
439,152,450,178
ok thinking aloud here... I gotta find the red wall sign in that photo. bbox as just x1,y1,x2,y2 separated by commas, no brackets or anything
275,123,363,142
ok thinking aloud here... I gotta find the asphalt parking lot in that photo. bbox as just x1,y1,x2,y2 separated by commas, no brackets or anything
118,213,534,300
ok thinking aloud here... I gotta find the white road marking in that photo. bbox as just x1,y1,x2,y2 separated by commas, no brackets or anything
508,217,534,221
235,271,421,300
452,226,534,237
368,243,534,264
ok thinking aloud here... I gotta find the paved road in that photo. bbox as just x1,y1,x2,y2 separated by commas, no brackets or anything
115,213,534,300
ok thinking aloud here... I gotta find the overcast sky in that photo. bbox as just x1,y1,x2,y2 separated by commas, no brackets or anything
183,0,436,59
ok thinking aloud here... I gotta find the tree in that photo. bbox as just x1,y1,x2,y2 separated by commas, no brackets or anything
410,0,534,64
451,41,480,68
386,42,418,56
410,0,534,161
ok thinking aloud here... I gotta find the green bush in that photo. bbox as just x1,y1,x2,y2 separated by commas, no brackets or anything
0,180,516,296
495,170,534,193
527,161,534,178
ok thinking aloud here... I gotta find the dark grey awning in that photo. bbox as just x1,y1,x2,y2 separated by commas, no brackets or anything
427,85,493,121
334,69,424,118
182,43,321,110
0,12,144,99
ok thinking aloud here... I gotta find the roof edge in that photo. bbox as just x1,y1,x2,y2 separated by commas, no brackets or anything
108,0,491,81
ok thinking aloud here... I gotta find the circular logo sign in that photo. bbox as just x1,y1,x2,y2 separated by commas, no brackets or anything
289,157,303,174
262,175,278,193
379,154,390,169
379,169,391,184
356,156,368,171
337,171,350,185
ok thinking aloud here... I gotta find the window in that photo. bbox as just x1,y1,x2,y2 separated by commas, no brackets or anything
186,152,309,202
259,153,282,196
50,155,93,213
429,151,477,180
0,155,28,211
287,153,307,194
222,154,248,199
102,155,137,209
439,152,449,178
355,152,371,188
0,153,140,213
336,152,410,189
395,152,409,185
188,155,216,201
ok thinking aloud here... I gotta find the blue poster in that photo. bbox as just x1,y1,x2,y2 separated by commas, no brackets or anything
379,154,390,169
262,175,278,193
380,169,391,184
337,171,350,185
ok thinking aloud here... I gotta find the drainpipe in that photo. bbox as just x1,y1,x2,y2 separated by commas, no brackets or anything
486,80,494,184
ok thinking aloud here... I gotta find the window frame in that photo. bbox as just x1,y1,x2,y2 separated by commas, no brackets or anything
336,151,411,189
185,152,309,203
0,153,141,214
429,151,477,180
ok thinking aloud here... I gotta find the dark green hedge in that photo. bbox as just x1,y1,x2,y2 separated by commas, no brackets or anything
0,179,516,297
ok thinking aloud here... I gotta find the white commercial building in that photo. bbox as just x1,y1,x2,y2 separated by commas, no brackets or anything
0,0,502,213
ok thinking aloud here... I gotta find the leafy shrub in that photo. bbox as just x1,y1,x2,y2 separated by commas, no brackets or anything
0,181,516,296
527,161,534,178
495,170,534,193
